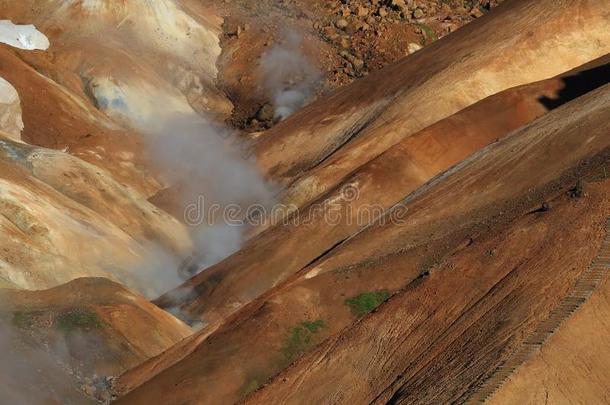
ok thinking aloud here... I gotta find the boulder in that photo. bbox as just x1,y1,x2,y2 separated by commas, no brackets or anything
336,18,349,29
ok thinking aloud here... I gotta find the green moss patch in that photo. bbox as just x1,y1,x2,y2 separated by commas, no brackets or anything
345,290,390,317
417,23,438,44
54,308,103,333
281,319,325,365
12,311,38,328
241,378,261,397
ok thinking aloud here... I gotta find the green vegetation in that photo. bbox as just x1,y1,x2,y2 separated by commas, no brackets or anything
240,370,271,398
417,23,438,44
54,308,103,333
345,290,391,317
241,379,261,397
12,311,37,328
281,319,325,365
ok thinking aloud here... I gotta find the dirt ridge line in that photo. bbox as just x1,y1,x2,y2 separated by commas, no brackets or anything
465,217,610,404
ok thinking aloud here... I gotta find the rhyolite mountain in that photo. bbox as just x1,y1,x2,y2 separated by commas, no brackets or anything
0,0,608,404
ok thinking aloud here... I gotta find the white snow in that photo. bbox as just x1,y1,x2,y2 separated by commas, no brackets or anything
0,20,47,140
0,20,49,51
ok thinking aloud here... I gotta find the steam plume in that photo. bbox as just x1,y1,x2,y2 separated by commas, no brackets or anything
258,29,321,120
139,113,276,286
0,319,92,404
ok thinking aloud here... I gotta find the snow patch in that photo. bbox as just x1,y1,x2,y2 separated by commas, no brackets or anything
0,20,49,50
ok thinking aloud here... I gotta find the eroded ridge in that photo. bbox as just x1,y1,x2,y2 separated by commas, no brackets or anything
466,217,610,404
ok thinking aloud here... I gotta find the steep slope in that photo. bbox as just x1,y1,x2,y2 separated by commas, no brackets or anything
485,251,610,405
148,0,610,327
0,76,22,140
0,132,191,293
116,72,610,405
254,0,610,211
0,1,607,403
0,12,198,295
239,84,610,405
0,0,231,127
0,46,159,196
155,57,610,324
0,277,192,402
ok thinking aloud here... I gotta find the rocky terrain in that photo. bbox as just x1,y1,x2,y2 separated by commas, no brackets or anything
0,0,608,404
214,0,506,129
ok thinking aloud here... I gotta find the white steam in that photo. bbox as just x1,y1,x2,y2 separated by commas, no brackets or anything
139,114,276,285
130,33,319,291
129,243,186,299
191,224,244,270
258,29,321,120
150,115,275,208
0,320,93,404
